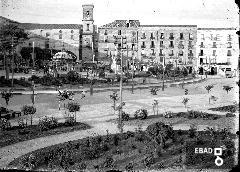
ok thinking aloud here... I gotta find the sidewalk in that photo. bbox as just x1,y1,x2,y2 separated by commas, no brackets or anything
7,77,205,95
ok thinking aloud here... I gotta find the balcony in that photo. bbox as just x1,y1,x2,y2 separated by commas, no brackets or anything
227,46,232,48
180,37,184,40
151,52,156,56
212,45,217,48
104,32,108,35
200,45,205,48
169,36,174,40
169,53,174,56
141,45,146,48
188,53,194,57
160,45,165,48
189,37,194,40
141,36,146,39
227,38,232,41
188,45,194,49
178,44,184,49
150,36,155,40
150,45,155,49
227,54,232,56
159,53,165,56
160,36,164,39
169,45,174,48
199,53,204,56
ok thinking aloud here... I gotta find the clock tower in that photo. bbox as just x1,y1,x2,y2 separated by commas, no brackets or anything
81,4,95,62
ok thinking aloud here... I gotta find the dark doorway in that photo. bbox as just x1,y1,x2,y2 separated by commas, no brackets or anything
200,58,203,65
199,67,203,75
211,67,215,75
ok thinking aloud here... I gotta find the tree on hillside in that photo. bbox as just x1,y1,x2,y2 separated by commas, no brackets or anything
21,105,36,126
0,24,28,84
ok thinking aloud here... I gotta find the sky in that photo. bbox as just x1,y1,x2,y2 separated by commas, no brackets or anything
0,0,239,28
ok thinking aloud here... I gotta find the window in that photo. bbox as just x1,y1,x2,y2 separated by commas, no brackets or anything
170,50,174,56
189,33,193,40
179,50,183,56
160,56,163,62
201,34,205,40
213,42,216,48
118,30,121,35
142,33,146,39
46,32,50,37
200,49,203,56
86,11,90,16
170,33,174,39
59,30,62,39
132,31,136,36
29,42,32,47
150,33,154,39
141,41,145,48
227,50,232,56
126,23,130,28
160,33,164,39
86,24,90,31
45,42,49,49
151,49,155,55
227,34,232,41
200,42,204,48
212,50,216,56
216,34,220,41
180,33,184,39
170,41,173,47
227,42,232,48
104,30,108,35
227,58,231,64
160,41,164,47
160,49,163,55
70,30,74,40
189,50,193,55
104,36,108,42
151,41,155,48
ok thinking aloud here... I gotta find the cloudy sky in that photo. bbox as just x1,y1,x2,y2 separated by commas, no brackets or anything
0,0,239,28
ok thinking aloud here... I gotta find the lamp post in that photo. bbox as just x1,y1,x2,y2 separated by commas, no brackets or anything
131,47,135,94
119,36,123,133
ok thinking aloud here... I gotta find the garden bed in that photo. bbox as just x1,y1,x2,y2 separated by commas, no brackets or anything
209,104,239,113
8,122,236,171
0,122,91,148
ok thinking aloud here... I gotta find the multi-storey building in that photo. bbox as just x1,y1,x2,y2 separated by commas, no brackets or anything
0,4,98,62
98,20,197,72
197,28,239,73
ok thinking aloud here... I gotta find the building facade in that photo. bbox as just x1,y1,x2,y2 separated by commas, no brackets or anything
196,28,239,73
0,4,97,62
98,20,197,72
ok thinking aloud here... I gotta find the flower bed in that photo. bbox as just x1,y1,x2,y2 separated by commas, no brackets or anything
209,105,239,113
0,121,91,148
8,122,236,171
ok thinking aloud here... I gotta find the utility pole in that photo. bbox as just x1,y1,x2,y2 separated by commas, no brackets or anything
32,41,35,69
162,56,165,91
119,36,123,133
131,45,134,94
11,37,14,88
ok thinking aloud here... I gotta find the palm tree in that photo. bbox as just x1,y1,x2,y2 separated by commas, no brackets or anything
223,86,233,94
205,85,214,104
205,85,214,93
115,101,126,133
1,89,13,107
110,91,119,115
152,99,159,115
182,97,190,109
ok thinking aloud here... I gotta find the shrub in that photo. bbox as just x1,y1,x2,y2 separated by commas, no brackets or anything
122,111,130,121
0,118,11,131
134,109,148,120
226,113,236,117
18,128,30,135
66,71,80,83
103,156,114,168
189,124,197,138
143,153,155,168
21,105,36,116
78,162,87,170
164,111,173,118
18,118,26,128
64,116,75,126
150,87,159,95
38,116,58,131
125,162,134,172
28,75,41,84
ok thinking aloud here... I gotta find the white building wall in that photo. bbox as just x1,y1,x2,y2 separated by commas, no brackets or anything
196,28,239,70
